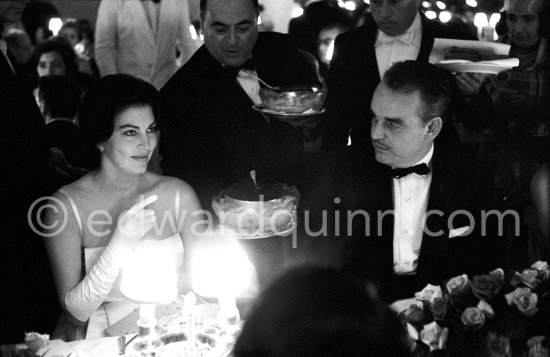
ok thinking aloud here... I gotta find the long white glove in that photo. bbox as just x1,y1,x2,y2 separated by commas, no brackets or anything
64,195,158,322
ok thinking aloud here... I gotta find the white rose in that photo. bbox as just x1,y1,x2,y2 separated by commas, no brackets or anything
531,261,550,280
415,284,442,303
406,323,419,340
419,322,448,351
505,287,539,317
489,268,505,281
477,299,495,318
446,274,470,295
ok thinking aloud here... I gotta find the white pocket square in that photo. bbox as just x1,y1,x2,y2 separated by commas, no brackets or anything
449,226,471,238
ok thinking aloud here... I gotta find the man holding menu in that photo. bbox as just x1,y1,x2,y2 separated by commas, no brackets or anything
322,0,496,152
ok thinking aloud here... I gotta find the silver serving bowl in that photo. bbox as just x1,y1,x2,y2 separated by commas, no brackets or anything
259,86,326,114
212,183,300,238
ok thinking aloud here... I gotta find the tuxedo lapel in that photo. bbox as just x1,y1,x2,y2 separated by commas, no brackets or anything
135,2,156,42
368,165,395,279
416,153,454,283
417,14,435,62
154,0,177,64
364,17,381,83
0,48,16,83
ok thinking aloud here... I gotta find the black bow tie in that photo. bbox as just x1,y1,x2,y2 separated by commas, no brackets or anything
223,58,256,77
391,163,430,179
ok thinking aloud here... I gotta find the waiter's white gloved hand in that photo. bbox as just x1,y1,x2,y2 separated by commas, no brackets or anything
65,195,158,322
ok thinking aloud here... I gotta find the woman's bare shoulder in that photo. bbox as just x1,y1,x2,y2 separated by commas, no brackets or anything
53,173,97,201
146,173,195,195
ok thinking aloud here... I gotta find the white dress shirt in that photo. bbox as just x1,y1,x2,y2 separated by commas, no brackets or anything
375,12,422,79
237,69,262,106
392,144,434,275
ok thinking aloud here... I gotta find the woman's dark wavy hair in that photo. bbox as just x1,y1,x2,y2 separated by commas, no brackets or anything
383,60,451,124
233,266,412,357
28,36,78,87
78,74,160,167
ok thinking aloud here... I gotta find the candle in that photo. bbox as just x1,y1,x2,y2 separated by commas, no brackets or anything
184,292,198,355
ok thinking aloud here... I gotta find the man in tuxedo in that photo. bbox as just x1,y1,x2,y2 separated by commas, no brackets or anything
160,0,322,209
160,0,323,289
322,0,496,152
338,61,495,302
0,0,60,342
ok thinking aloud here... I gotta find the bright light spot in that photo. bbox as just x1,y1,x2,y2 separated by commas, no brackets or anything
422,1,431,8
466,0,478,7
326,40,335,61
337,0,345,8
291,7,304,18
189,25,198,40
489,13,501,28
199,34,204,42
344,0,356,11
191,229,255,298
425,10,437,20
120,240,178,304
74,43,85,55
258,15,262,25
364,0,370,3
439,11,452,23
436,1,446,9
474,12,488,27
48,18,62,36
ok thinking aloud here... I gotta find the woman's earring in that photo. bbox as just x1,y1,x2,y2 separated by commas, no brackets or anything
97,144,104,153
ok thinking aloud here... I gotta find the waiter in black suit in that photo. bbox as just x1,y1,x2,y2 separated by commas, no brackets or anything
0,0,60,343
160,0,323,289
160,0,322,209
322,0,496,152
338,61,495,303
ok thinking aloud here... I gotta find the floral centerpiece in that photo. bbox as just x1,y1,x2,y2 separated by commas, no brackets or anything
399,261,550,357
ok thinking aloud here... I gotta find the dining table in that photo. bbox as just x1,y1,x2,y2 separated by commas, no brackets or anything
5,297,237,357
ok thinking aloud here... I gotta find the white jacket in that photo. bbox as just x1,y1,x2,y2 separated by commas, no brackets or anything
95,0,199,89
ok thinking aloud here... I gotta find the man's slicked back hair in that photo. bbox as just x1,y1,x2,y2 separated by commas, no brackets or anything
383,60,451,123
200,0,259,15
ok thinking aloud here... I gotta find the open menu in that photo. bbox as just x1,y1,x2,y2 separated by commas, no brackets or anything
429,39,519,74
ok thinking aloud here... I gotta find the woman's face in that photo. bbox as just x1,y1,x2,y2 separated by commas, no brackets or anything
506,12,541,49
102,105,158,175
60,27,79,48
37,51,66,77
317,27,345,65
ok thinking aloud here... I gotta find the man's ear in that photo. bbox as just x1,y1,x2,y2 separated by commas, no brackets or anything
426,117,442,139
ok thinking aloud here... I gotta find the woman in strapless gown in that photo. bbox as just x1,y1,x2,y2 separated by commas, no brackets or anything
43,74,204,341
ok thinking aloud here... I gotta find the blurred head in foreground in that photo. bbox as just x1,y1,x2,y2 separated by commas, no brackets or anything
233,266,412,357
